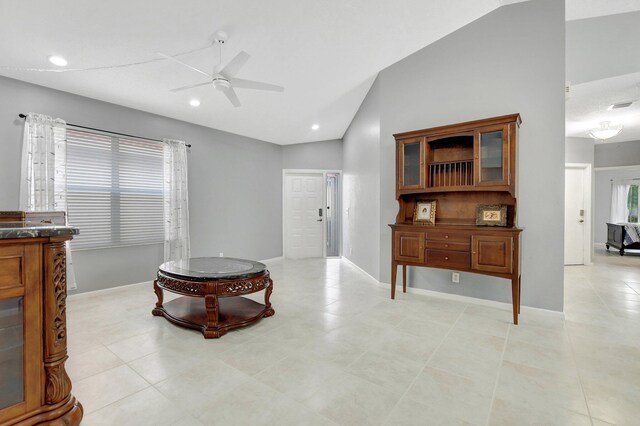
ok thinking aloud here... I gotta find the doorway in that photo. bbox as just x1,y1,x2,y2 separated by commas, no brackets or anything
564,163,592,265
283,170,341,259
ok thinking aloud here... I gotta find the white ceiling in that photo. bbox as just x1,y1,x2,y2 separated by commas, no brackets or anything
0,0,504,145
566,72,640,143
1,1,637,145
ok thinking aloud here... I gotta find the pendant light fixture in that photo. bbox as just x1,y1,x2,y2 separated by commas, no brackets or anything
588,121,623,140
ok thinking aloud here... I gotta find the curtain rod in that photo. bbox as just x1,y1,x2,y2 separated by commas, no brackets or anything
18,114,191,148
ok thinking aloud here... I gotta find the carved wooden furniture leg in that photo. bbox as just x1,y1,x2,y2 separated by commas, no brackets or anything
151,280,164,316
391,260,397,299
153,280,163,307
402,265,407,293
264,279,275,317
203,294,222,338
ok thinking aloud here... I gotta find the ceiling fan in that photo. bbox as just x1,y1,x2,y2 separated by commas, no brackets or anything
158,40,284,108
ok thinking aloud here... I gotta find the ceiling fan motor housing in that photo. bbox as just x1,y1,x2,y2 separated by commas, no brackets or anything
212,78,232,91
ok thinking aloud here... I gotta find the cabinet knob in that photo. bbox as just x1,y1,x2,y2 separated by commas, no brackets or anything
445,256,449,260
445,244,449,248
445,235,449,239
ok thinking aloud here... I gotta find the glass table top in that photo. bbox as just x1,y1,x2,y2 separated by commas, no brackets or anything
159,257,266,281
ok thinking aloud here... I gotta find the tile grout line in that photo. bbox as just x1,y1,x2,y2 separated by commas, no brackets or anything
564,321,595,426
381,303,469,425
485,322,511,426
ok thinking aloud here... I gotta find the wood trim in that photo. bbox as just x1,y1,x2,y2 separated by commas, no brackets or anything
393,113,521,139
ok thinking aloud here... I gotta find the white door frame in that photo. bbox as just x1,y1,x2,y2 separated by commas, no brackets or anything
282,169,342,258
565,163,592,265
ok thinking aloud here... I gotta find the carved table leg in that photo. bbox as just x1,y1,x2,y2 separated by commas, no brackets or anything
203,294,223,338
151,280,164,316
402,265,407,293
264,279,275,317
391,260,397,299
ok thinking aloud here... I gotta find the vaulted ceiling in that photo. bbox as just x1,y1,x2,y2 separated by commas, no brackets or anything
0,1,638,145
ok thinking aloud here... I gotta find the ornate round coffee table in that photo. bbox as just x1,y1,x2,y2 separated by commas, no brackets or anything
152,257,275,338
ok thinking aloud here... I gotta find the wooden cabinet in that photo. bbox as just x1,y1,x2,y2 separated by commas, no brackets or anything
0,224,82,425
394,231,425,263
390,114,523,324
472,235,513,274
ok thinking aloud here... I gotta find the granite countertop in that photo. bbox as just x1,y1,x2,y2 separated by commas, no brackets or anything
0,222,79,239
159,257,266,281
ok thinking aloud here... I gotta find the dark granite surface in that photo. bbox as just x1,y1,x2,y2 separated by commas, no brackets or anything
0,222,79,239
159,257,267,281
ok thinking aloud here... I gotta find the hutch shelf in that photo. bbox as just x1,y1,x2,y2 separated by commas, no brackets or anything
390,114,523,324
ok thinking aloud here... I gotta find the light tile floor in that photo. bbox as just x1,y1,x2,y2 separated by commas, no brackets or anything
66,247,640,425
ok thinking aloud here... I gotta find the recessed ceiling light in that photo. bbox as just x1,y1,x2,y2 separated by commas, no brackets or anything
48,55,68,67
189,99,201,107
311,124,319,130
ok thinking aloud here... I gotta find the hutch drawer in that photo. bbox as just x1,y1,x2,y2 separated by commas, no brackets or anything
425,240,469,251
425,230,469,243
426,249,470,269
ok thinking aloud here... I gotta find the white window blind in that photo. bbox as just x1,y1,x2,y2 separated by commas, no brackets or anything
66,128,164,250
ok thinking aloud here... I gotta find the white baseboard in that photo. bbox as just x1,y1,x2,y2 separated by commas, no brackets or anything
341,256,380,283
68,280,150,299
341,257,564,319
260,256,285,263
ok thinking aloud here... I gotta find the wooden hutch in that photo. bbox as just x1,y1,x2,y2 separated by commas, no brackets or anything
390,114,523,324
0,212,82,425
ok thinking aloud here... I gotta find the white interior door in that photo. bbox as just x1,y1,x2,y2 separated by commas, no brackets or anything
284,173,324,258
565,166,586,265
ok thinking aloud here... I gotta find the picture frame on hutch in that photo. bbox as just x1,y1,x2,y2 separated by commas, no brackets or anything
413,200,436,225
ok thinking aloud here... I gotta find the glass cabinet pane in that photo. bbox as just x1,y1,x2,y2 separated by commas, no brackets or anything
479,131,503,182
0,297,24,409
403,142,421,186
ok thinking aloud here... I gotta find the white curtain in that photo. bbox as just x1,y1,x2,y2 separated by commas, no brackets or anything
163,139,190,262
19,113,77,290
611,180,632,223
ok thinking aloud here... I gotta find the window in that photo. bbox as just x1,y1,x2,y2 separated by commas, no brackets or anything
66,128,164,249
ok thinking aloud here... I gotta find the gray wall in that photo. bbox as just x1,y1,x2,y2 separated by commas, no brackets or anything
566,11,640,84
566,137,594,165
0,76,283,293
595,140,640,168
282,139,342,170
343,0,566,311
342,77,381,279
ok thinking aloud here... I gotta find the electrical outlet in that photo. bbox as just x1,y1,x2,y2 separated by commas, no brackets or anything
219,252,224,257
451,272,460,283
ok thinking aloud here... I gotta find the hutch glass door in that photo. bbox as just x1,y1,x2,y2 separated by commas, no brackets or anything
475,125,509,186
399,138,425,190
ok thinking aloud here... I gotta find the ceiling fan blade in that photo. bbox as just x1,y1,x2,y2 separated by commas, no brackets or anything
229,78,284,92
157,52,212,79
169,81,212,92
219,51,250,77
223,87,241,107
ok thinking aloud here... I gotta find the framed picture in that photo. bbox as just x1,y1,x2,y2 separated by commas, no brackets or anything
413,200,436,225
476,204,507,227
